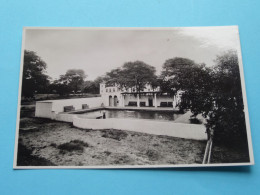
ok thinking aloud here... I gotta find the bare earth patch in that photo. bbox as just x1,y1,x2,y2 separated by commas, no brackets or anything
17,117,206,166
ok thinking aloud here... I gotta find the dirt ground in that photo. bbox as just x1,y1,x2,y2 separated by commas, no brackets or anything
17,117,206,166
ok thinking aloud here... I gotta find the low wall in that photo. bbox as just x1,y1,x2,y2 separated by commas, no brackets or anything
73,117,207,140
51,97,103,113
54,113,75,122
35,102,53,118
35,97,103,119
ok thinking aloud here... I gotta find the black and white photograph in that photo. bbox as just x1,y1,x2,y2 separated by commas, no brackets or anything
14,27,254,168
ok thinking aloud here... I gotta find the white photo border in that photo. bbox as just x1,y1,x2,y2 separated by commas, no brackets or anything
13,26,254,169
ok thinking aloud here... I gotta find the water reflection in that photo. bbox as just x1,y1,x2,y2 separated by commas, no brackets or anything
82,109,182,121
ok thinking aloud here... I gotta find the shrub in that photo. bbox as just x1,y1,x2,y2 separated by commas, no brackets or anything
101,130,128,141
57,140,89,153
146,149,159,161
189,118,202,124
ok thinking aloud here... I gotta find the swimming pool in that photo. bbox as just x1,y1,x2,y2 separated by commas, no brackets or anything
76,109,182,121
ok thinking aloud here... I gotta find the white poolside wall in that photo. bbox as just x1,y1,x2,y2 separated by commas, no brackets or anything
73,117,207,140
35,97,207,140
35,97,103,118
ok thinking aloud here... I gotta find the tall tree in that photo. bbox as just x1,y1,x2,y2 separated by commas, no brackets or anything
58,69,87,94
83,76,107,94
82,80,100,94
22,50,50,97
106,61,157,93
49,80,71,96
161,52,248,147
160,57,197,94
176,63,214,116
207,51,247,145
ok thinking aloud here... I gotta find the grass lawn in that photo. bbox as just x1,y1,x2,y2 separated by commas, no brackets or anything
17,117,207,166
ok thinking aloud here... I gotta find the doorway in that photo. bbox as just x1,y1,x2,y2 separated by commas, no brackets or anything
114,96,118,107
148,98,153,107
109,96,113,106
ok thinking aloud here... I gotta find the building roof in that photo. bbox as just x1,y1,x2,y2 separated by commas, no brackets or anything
121,91,173,96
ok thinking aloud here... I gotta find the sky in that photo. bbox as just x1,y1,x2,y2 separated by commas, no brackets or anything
24,26,241,81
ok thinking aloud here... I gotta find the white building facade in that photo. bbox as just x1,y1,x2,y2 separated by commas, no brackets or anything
100,83,182,108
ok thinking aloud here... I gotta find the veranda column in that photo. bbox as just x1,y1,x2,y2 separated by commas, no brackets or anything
137,94,140,107
122,95,125,107
173,95,176,108
154,93,157,108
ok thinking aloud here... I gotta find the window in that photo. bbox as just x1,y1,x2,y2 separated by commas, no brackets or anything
113,88,115,92
106,89,108,92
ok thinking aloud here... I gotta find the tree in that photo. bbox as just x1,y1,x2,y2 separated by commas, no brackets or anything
160,57,197,95
175,64,214,117
81,76,107,94
106,61,157,93
22,50,50,98
162,52,248,148
207,51,248,145
58,69,87,94
161,58,215,112
49,80,71,96
105,68,124,87
82,81,98,94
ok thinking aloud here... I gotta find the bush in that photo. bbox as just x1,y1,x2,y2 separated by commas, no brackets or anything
189,118,202,124
57,140,89,153
101,130,128,141
146,149,159,161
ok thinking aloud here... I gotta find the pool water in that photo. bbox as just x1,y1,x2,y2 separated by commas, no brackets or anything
78,109,182,121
